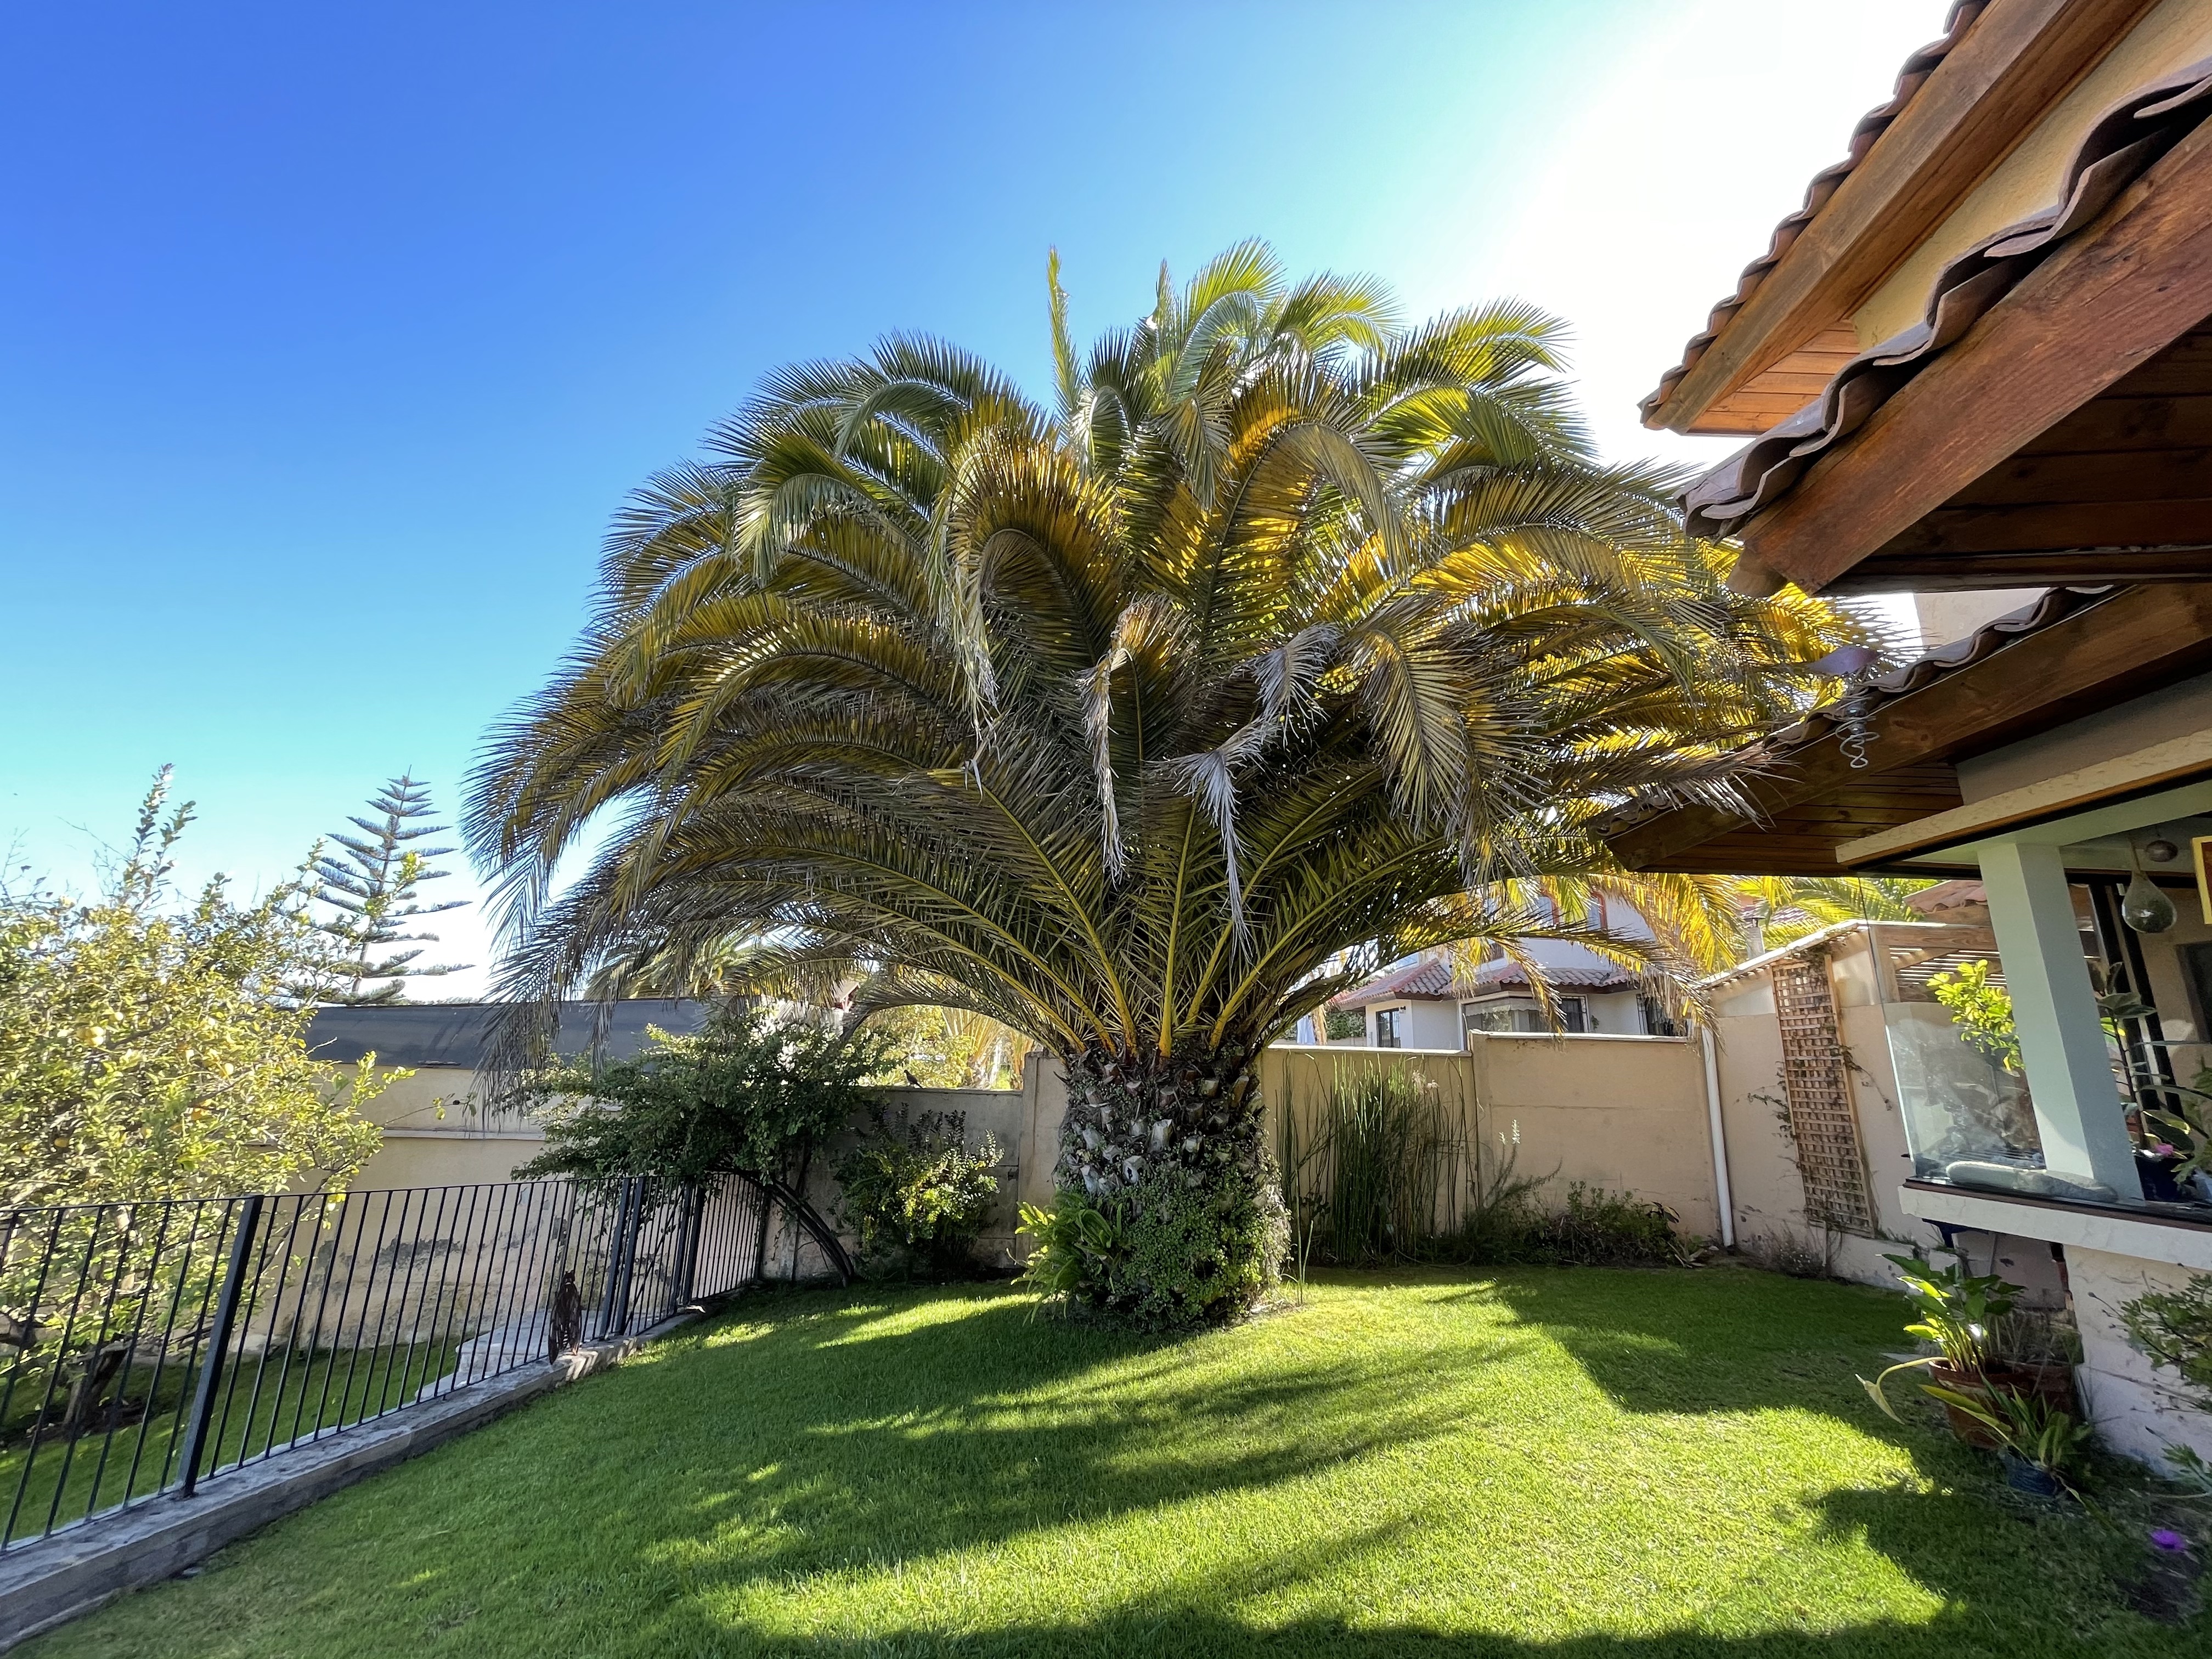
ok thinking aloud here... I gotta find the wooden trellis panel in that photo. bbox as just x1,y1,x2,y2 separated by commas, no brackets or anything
1771,955,1876,1234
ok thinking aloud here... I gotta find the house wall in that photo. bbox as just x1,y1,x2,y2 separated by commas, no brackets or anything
1706,926,2071,1299
1855,0,2212,344
1362,998,1461,1049
2062,1246,2212,1469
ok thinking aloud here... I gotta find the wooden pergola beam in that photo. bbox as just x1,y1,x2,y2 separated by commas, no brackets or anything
1740,122,2212,592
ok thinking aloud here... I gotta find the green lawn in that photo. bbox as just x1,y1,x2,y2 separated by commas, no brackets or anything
22,1267,2198,1657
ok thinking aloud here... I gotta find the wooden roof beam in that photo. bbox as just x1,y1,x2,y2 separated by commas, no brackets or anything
1739,120,2212,593
1650,0,2149,434
1606,584,2212,870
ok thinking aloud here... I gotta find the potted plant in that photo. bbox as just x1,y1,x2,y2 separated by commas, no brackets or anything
1922,1378,2092,1499
1860,1253,2023,1446
1985,1305,2083,1420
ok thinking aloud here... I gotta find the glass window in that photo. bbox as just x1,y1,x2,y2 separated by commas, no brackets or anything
1462,997,1585,1036
1374,1007,1403,1048
1878,944,2043,1184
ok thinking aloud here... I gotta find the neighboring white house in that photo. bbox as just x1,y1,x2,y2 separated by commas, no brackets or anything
1319,938,1672,1048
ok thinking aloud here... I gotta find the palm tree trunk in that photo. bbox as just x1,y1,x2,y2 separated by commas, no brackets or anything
1053,1043,1286,1326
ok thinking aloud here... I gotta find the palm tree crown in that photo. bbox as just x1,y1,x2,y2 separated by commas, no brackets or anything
470,244,1862,1318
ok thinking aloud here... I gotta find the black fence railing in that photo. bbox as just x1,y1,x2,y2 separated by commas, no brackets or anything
0,1174,771,1553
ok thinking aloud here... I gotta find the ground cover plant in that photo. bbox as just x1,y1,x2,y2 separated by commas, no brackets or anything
469,241,1869,1327
27,1267,2199,1657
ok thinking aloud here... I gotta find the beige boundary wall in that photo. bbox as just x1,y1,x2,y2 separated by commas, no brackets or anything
1261,1038,1720,1240
337,1035,1720,1258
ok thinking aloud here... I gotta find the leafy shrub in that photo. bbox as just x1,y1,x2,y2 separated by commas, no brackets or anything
1431,1165,1683,1267
1926,959,2021,1071
1527,1184,1684,1266
516,1004,890,1186
1020,1165,1287,1330
1017,1189,1131,1301
833,1105,1002,1277
1,771,389,1210
2120,1272,2212,1412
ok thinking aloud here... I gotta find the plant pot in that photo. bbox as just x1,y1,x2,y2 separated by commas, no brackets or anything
2001,1451,2063,1497
1925,1362,2002,1446
2006,1359,2079,1420
2137,1150,2187,1204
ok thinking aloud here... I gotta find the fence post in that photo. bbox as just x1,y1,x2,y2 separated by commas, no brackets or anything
599,1177,646,1338
595,1182,628,1340
178,1193,263,1499
676,1184,704,1306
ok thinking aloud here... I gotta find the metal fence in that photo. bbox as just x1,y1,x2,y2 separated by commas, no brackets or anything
0,1174,771,1553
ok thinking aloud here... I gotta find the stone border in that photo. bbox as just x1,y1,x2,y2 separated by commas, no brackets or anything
0,1308,707,1652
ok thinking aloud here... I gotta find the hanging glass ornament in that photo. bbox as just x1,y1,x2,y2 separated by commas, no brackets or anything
2123,868,2177,933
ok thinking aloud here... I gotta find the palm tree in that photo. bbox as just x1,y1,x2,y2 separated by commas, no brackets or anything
470,242,1861,1323
1735,874,1937,955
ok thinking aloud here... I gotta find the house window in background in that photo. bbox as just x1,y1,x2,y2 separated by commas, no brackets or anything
1462,997,1587,1037
1374,1007,1404,1048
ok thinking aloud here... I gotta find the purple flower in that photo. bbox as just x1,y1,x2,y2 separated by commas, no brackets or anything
2151,1529,2190,1554
2153,1143,2179,1157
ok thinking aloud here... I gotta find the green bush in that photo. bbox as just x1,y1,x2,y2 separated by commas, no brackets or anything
1020,1165,1287,1330
1528,1184,1683,1266
833,1104,1002,1278
1435,1175,1682,1268
2120,1271,2212,1411
516,1004,890,1187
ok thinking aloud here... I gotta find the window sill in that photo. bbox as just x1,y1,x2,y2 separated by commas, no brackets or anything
1899,1178,2212,1270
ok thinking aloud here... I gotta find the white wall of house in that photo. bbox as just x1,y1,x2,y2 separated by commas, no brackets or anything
1365,999,1460,1049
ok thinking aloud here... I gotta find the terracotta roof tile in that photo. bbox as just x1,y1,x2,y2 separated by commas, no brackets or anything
1641,1,1990,426
1682,57,2212,540
1328,954,1636,1007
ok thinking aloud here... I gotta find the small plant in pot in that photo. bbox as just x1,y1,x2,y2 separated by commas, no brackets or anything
1860,1253,2023,1446
1985,1305,2083,1419
1923,1379,2092,1499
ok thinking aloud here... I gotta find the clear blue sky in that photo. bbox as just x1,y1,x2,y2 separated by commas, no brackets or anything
1,1,1946,991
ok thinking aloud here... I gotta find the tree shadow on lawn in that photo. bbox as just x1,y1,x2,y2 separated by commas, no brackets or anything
586,1283,1534,1556
1466,1268,2175,1650
650,1494,2175,1657
42,1272,2185,1657
599,1274,2164,1655
1465,1266,1916,1415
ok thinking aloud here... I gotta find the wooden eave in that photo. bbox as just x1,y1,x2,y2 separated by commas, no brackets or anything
1605,583,2212,876
1818,318,2212,592
1648,0,2150,436
1692,67,2212,597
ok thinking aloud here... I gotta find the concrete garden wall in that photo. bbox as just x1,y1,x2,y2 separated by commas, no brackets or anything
1260,1037,1720,1240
